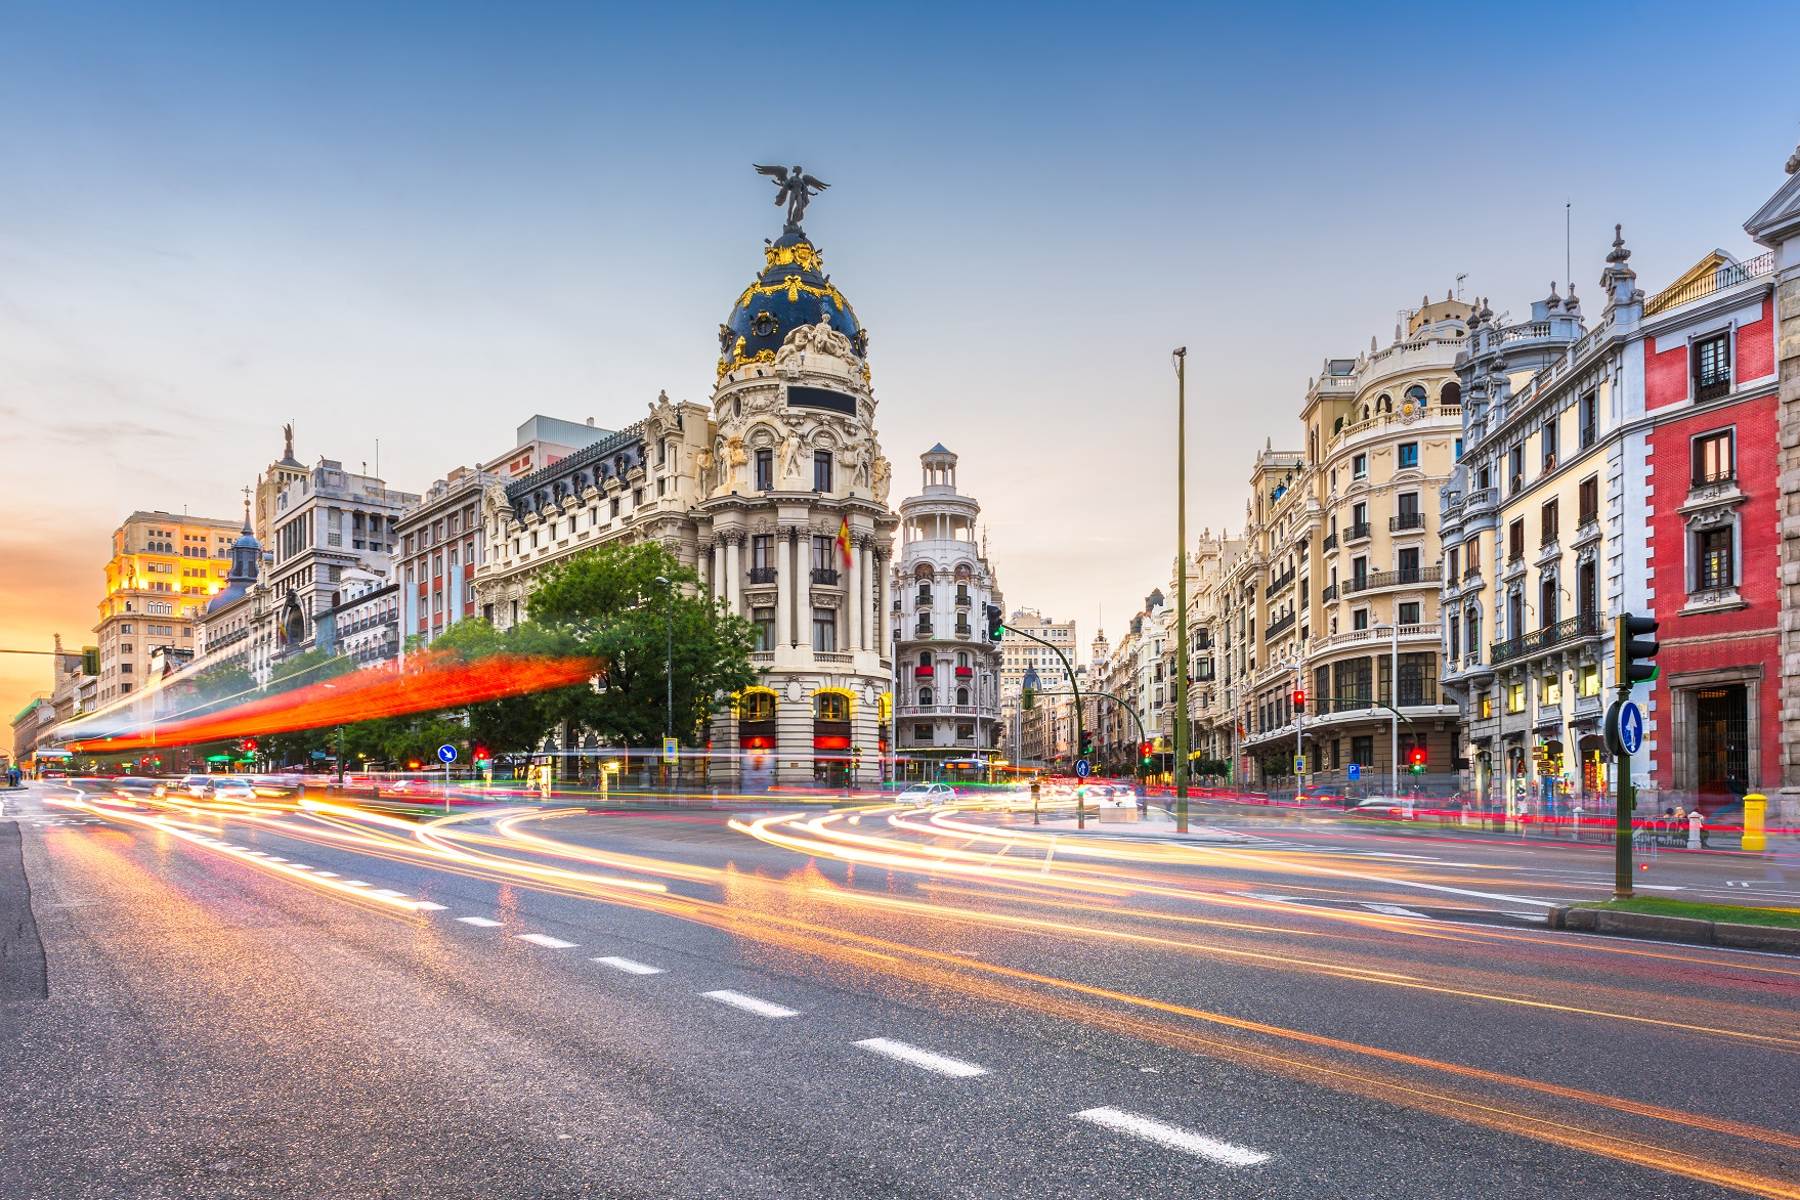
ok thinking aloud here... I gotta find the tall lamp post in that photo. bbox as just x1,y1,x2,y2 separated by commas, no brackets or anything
1172,347,1191,833
654,575,674,784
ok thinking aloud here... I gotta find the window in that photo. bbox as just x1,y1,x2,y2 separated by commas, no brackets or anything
1579,392,1598,448
1397,442,1419,469
956,686,970,706
1446,545,1460,582
1351,736,1374,767
755,448,774,490
752,607,775,651
1397,601,1421,625
1542,420,1558,471
120,623,134,634
1352,453,1367,480
1579,665,1600,698
1351,555,1367,588
1579,476,1599,526
1541,673,1561,705
1454,437,1463,462
918,685,934,706
813,450,833,492
811,535,836,573
1692,430,1734,485
1540,498,1559,546
1479,692,1493,720
812,607,837,651
815,691,848,721
1695,526,1733,591
956,722,974,741
1508,445,1524,493
1352,608,1369,631
1508,519,1525,562
914,724,933,741
1694,332,1731,401
751,534,773,572
1506,682,1525,713
1397,546,1419,576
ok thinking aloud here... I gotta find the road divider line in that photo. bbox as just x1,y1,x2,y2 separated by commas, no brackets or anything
411,901,447,912
854,1037,987,1077
1074,1107,1269,1167
516,933,579,949
703,989,799,1018
593,956,664,975
456,916,503,928
1363,903,1429,919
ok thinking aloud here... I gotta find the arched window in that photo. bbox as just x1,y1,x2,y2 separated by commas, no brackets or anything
918,650,932,668
1361,405,1370,421
815,692,849,722
1404,384,1428,409
913,562,934,580
956,651,970,669
1441,381,1461,408
1377,393,1392,413
956,686,970,706
918,686,934,707
742,690,775,723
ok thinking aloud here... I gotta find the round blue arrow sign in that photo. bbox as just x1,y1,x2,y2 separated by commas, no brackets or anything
437,743,458,764
1074,758,1092,777
1617,701,1644,756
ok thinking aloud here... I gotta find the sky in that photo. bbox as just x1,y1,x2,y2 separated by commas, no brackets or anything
3,0,1798,747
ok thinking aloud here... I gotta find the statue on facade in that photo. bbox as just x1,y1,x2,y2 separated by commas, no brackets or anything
847,442,871,491
753,163,829,230
695,445,715,493
777,428,803,482
872,454,891,504
281,422,295,460
726,437,748,489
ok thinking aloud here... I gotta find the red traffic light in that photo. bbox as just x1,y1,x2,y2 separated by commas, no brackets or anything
239,737,258,753
473,744,491,762
1139,740,1153,758
1292,687,1306,713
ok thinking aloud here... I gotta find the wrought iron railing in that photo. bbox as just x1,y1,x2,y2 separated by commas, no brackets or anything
1489,610,1601,665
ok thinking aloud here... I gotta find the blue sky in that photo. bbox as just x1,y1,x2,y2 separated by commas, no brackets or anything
3,0,1798,725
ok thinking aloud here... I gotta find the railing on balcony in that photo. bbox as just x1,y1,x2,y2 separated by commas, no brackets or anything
1389,511,1425,532
954,622,972,637
1645,250,1774,315
1489,610,1601,665
1265,611,1297,640
1322,531,1338,552
811,567,840,585
1341,565,1441,595
1345,521,1372,542
747,566,777,584
1265,567,1295,598
1321,582,1339,602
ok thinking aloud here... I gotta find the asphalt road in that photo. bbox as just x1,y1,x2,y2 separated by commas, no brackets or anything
3,781,1797,1199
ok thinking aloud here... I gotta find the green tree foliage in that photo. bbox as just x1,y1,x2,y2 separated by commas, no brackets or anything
525,541,757,747
261,649,359,764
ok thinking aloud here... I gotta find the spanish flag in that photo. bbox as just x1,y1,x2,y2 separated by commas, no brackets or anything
837,515,852,567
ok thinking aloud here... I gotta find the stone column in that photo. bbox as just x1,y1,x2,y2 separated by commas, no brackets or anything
791,526,806,648
775,526,794,647
698,540,713,597
847,534,863,652
878,550,891,658
725,534,742,615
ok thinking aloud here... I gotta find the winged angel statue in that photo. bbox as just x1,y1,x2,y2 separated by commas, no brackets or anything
754,164,829,230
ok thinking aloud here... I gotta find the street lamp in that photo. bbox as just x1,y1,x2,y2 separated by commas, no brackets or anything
1172,346,1190,833
653,576,674,742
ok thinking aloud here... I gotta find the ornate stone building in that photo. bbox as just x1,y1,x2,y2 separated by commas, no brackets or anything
473,187,898,786
891,445,1004,775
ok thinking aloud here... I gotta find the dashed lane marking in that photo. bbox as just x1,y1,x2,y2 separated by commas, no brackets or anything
854,1037,987,1077
516,933,579,949
456,916,503,928
593,956,664,975
1362,903,1429,919
412,901,448,912
703,989,800,1019
1074,1107,1270,1167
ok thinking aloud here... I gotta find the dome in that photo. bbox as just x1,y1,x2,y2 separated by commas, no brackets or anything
717,230,866,379
208,506,262,615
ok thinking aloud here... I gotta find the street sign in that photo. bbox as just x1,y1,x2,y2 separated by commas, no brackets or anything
662,736,679,764
437,743,458,764
1074,758,1092,778
1604,700,1646,756
1347,763,1361,782
1293,755,1306,774
1618,701,1644,755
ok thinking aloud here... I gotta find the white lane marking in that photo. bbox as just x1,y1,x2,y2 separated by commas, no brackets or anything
1636,884,1685,891
265,856,290,863
412,901,447,912
456,916,503,927
370,888,409,899
593,955,664,975
289,863,313,871
1237,892,1306,904
1074,1107,1269,1167
314,871,339,878
854,1037,987,1077
344,880,371,888
516,933,579,949
1363,903,1429,919
703,989,800,1019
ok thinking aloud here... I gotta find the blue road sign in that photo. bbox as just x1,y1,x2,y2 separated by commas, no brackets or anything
1347,763,1361,782
437,743,458,764
1074,758,1092,778
1618,701,1644,755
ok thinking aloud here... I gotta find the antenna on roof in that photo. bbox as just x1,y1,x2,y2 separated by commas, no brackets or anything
1565,201,1572,295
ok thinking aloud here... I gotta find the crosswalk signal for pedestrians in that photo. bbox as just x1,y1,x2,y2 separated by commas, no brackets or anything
985,604,1004,641
1292,687,1306,714
1613,613,1660,690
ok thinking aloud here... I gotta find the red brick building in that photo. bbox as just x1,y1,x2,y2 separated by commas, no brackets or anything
1636,256,1780,803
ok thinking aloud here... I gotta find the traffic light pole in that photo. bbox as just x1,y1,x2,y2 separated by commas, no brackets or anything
1613,678,1633,900
1610,612,1659,900
1000,622,1083,790
1173,347,1190,834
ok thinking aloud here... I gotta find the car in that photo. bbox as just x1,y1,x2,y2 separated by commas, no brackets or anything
155,774,215,799
1350,796,1418,820
897,782,955,806
208,778,258,802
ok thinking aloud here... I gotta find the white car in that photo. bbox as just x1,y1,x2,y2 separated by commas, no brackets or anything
1350,796,1418,820
897,783,956,806
208,778,258,802
157,774,214,799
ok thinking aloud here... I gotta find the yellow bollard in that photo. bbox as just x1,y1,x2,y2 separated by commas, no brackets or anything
1742,793,1767,853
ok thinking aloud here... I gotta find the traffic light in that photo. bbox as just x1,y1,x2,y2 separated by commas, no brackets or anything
1407,745,1427,775
1139,740,1154,766
81,646,100,675
238,737,257,753
1292,687,1306,714
1079,733,1094,758
985,604,1004,641
473,744,491,764
1614,614,1659,690
1022,685,1036,710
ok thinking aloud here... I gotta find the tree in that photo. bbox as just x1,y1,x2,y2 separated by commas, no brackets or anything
425,618,561,757
524,541,757,747
261,650,358,765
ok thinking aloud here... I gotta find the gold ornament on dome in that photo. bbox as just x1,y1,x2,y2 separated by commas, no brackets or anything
717,348,777,381
735,275,848,312
763,241,823,273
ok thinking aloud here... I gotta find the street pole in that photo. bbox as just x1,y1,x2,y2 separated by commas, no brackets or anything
1002,622,1083,801
1173,346,1190,834
655,575,674,788
1613,689,1633,898
1390,621,1400,797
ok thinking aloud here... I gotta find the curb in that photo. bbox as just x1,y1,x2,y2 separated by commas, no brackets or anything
1549,905,1800,953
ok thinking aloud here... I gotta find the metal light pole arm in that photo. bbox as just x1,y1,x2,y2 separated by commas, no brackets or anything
1027,689,1146,749
1001,623,1083,767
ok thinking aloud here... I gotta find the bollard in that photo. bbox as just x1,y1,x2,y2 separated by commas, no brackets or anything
1687,808,1703,850
1572,806,1584,842
1743,793,1767,853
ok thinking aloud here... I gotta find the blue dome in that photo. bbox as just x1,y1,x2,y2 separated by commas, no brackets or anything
718,231,865,378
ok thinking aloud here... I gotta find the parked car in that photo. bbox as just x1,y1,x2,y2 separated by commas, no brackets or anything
897,782,956,806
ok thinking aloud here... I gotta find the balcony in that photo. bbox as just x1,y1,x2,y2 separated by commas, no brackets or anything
1265,611,1297,641
1645,250,1773,314
747,566,777,585
954,622,972,637
1321,582,1339,602
913,665,935,678
955,665,973,678
1341,565,1441,595
1389,511,1425,533
914,623,933,637
1344,521,1372,543
1322,531,1338,552
810,567,840,585
1462,487,1497,517
1489,610,1602,666
1265,567,1295,598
